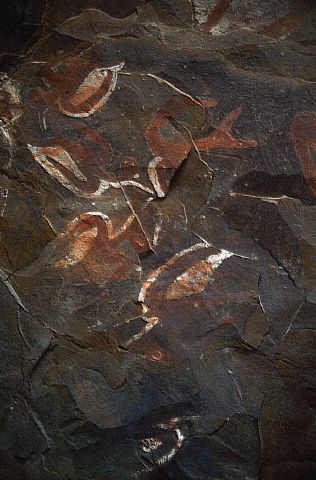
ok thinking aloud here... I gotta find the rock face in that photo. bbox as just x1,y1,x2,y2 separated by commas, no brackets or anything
0,1,315,479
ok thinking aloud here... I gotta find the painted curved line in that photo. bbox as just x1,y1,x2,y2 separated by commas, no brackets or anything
136,244,234,344
96,179,155,195
156,428,184,466
148,156,165,197
28,145,155,198
83,211,135,241
146,104,191,162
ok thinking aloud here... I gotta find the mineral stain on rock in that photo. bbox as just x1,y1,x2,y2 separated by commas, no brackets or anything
0,0,315,479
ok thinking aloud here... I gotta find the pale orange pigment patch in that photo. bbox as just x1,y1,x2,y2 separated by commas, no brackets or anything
53,213,137,282
151,350,163,361
28,122,113,196
59,68,115,117
106,214,135,241
165,259,214,300
199,99,218,107
69,69,111,106
55,226,98,268
138,243,210,304
55,214,101,268
58,71,116,118
28,145,87,181
40,56,123,118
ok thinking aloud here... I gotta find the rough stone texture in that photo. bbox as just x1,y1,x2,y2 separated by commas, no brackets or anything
0,1,315,479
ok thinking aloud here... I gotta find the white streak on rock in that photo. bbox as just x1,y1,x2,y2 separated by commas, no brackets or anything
0,187,8,217
24,400,52,447
0,127,14,148
207,249,232,268
118,71,203,107
174,249,233,280
0,268,27,310
82,211,135,240
156,428,184,466
153,216,163,247
148,156,165,198
123,316,159,347
230,192,295,203
146,73,203,108
166,249,233,299
96,179,154,195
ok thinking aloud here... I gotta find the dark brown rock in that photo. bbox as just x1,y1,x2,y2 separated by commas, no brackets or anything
0,1,315,479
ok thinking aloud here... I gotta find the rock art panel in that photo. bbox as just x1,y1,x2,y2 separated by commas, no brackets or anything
0,1,315,480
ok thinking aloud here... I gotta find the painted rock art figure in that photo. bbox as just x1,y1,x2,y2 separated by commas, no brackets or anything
27,121,113,196
131,239,259,362
27,55,257,203
1,2,315,480
195,106,257,150
10,211,142,338
58,63,124,118
19,51,260,360
53,212,139,281
38,56,123,118
146,99,257,197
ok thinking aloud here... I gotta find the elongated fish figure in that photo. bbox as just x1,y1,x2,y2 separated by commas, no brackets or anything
58,62,124,118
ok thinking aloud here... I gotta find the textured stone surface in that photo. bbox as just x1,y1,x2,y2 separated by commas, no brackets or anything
0,1,315,479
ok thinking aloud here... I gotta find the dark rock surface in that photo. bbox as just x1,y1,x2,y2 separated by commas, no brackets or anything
0,1,315,479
